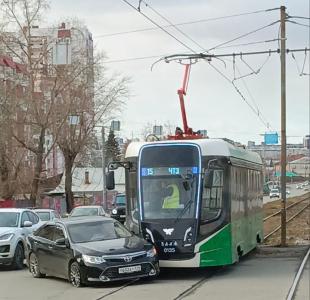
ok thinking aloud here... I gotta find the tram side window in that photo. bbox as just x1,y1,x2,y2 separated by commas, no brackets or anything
201,169,224,222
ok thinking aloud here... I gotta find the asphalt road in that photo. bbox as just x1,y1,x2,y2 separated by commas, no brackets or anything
0,246,308,300
263,184,308,204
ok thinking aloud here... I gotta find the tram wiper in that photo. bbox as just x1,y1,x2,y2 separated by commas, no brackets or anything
174,175,196,224
174,198,194,224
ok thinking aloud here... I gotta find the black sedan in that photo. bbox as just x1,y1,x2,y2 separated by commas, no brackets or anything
26,217,159,287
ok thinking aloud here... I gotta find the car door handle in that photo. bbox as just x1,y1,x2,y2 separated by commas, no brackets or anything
48,245,54,249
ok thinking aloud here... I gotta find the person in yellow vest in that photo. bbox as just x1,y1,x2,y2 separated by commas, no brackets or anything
162,184,180,209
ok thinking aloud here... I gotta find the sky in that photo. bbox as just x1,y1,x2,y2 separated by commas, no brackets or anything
47,0,309,145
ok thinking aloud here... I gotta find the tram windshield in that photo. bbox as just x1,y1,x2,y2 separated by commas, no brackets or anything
139,145,200,220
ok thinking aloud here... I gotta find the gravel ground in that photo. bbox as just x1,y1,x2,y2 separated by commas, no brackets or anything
263,192,310,246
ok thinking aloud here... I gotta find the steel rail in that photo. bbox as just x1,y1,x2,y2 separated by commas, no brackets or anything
173,269,217,300
264,202,310,240
263,196,310,221
94,278,139,300
286,247,310,300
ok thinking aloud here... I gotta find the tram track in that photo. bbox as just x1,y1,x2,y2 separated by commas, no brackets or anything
263,194,310,241
94,279,139,300
286,247,310,300
173,268,218,300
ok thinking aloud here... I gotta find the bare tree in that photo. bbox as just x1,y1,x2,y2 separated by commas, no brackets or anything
55,53,129,212
0,0,84,205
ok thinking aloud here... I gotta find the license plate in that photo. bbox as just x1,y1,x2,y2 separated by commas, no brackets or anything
120,215,126,218
118,265,141,274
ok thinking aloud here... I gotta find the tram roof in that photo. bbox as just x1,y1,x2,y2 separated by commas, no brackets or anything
125,138,262,165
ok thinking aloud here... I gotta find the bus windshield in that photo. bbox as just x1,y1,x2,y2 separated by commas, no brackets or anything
139,145,200,220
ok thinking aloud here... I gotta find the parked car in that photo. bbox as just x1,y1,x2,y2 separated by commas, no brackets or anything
69,206,106,218
110,193,126,223
0,208,42,269
33,209,61,222
27,217,159,287
269,188,280,198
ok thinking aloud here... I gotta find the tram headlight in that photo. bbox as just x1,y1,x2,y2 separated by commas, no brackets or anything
147,247,157,258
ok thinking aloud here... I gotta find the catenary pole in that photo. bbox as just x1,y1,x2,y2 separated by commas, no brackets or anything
280,5,287,246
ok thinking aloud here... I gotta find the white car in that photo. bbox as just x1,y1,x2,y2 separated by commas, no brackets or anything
69,205,106,218
33,209,61,222
269,188,280,198
0,208,42,269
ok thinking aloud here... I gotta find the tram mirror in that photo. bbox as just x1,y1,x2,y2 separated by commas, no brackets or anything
204,170,214,188
108,162,119,171
106,171,115,190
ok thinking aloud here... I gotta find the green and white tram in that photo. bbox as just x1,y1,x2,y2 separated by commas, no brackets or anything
107,138,263,268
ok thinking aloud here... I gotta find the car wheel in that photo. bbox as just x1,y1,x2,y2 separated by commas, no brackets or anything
11,243,24,270
69,262,83,287
29,253,46,278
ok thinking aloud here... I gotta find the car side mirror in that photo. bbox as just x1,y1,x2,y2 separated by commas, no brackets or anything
55,238,69,247
106,171,115,190
23,221,33,227
204,170,214,188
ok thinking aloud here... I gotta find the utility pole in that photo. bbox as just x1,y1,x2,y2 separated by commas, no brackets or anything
280,5,287,247
101,126,107,211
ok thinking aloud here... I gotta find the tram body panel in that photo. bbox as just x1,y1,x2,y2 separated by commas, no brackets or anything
120,139,263,267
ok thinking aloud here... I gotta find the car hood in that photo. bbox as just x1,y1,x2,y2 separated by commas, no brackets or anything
73,235,149,256
0,227,16,236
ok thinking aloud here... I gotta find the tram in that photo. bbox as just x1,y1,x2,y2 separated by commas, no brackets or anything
107,138,263,267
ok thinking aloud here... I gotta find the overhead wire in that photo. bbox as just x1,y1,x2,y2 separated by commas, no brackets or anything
140,0,207,52
287,20,310,28
206,20,280,52
291,51,310,76
205,59,271,129
94,7,280,39
235,64,273,130
215,38,280,49
121,0,196,53
121,0,277,130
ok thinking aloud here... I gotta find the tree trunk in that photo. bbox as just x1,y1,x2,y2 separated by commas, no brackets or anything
0,147,10,199
30,128,45,207
64,155,75,213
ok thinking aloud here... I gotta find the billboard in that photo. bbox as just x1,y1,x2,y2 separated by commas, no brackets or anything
264,132,278,145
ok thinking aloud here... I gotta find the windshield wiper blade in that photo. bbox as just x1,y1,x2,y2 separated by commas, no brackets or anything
174,199,193,224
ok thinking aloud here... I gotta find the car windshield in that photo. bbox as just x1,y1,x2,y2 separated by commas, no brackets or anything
70,207,99,217
115,195,126,206
36,212,50,221
67,220,131,243
0,212,20,227
271,189,279,192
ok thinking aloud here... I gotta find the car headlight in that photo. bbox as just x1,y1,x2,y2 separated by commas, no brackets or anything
82,255,106,264
0,233,14,241
112,209,117,215
146,247,157,258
